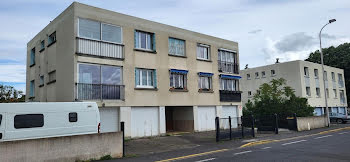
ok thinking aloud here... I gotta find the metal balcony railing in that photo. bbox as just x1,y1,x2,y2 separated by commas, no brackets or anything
219,90,242,102
218,61,239,74
76,37,124,59
76,83,125,100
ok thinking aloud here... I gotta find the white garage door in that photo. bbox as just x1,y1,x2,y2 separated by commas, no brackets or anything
222,106,238,128
99,108,119,133
131,107,159,138
197,106,216,131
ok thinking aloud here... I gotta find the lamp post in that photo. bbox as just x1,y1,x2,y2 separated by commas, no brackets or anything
319,19,336,127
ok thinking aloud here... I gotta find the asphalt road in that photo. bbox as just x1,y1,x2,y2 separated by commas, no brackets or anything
181,130,350,162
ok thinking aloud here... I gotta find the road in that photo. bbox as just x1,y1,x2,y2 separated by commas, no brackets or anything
109,128,350,162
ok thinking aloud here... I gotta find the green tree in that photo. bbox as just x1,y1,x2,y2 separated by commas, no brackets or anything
0,84,25,103
243,78,314,117
305,42,350,106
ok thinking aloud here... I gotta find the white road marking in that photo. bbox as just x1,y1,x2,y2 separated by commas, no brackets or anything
261,147,272,149
339,132,349,135
314,135,333,139
195,158,216,162
282,140,307,146
234,150,252,155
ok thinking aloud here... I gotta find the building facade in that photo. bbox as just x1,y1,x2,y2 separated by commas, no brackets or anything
26,2,242,138
240,60,347,116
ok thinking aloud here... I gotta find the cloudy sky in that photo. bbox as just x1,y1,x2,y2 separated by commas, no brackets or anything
1,0,349,93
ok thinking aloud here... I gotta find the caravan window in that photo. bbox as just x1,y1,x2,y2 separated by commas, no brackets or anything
69,112,78,122
14,114,44,129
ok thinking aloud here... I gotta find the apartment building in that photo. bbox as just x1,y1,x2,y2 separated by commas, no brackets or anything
26,2,242,138
240,60,347,116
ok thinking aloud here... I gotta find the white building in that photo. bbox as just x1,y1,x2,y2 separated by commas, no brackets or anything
240,60,347,116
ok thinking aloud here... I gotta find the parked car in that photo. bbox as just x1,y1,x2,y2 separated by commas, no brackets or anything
0,102,100,142
329,112,350,124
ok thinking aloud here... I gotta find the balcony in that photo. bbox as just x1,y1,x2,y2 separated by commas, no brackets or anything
76,37,124,59
76,83,125,100
218,61,239,74
219,90,241,102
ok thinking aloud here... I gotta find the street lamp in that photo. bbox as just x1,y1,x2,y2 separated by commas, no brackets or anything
319,19,336,127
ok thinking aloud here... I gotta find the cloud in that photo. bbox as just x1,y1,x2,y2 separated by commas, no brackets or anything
248,29,262,34
274,32,316,52
0,64,26,83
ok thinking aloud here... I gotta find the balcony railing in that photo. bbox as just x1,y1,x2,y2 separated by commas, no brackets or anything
218,61,239,74
76,37,124,59
219,90,241,102
76,83,125,100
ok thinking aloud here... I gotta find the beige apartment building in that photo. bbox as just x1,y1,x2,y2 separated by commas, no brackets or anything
240,60,347,116
26,2,242,138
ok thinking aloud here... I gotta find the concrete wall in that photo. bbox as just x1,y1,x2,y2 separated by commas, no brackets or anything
296,116,328,131
0,132,123,162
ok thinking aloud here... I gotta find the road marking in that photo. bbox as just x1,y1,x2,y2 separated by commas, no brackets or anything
339,132,349,135
155,149,228,162
195,158,216,162
282,140,307,146
314,135,333,139
234,150,252,155
261,147,271,149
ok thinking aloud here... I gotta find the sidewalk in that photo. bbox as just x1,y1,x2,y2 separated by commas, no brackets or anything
124,123,350,158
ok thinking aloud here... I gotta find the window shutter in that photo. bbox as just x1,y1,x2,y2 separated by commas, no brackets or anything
153,70,157,88
152,34,156,51
134,31,138,48
135,68,140,86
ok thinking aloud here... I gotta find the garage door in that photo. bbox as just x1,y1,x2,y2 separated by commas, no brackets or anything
131,107,159,138
197,106,216,131
222,106,238,128
99,108,119,133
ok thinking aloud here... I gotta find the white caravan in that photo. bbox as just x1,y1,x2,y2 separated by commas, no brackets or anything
0,102,100,142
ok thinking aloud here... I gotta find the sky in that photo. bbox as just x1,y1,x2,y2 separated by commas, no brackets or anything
0,0,349,94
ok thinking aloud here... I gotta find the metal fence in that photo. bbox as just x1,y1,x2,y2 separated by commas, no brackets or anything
76,83,125,100
216,116,255,142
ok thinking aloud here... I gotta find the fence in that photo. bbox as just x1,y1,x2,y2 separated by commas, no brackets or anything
76,83,125,100
216,116,255,142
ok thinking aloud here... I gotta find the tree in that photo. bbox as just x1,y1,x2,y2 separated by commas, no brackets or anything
0,84,25,103
306,42,350,106
243,78,314,117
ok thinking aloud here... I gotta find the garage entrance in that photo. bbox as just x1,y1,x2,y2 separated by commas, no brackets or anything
165,106,194,132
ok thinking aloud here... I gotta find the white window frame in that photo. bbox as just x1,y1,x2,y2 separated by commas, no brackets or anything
220,78,238,91
304,67,309,77
135,30,153,51
197,43,210,60
136,68,155,88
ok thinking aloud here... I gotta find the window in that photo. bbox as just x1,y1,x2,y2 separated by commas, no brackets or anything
29,80,35,97
306,87,311,96
340,90,345,103
304,67,309,77
198,73,213,91
326,88,329,98
218,49,237,73
79,64,122,85
257,90,261,95
170,70,187,90
69,112,78,122
48,71,56,84
247,74,251,80
262,71,266,77
338,73,344,87
48,31,56,46
168,37,185,56
324,71,328,81
255,72,259,78
39,75,44,87
197,43,210,60
271,70,276,76
316,88,320,97
78,18,122,44
314,69,319,78
248,91,252,97
40,40,45,52
135,30,155,51
331,72,335,81
14,114,44,129
220,78,238,91
135,68,156,88
333,89,337,98
30,48,35,66
0,114,2,126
